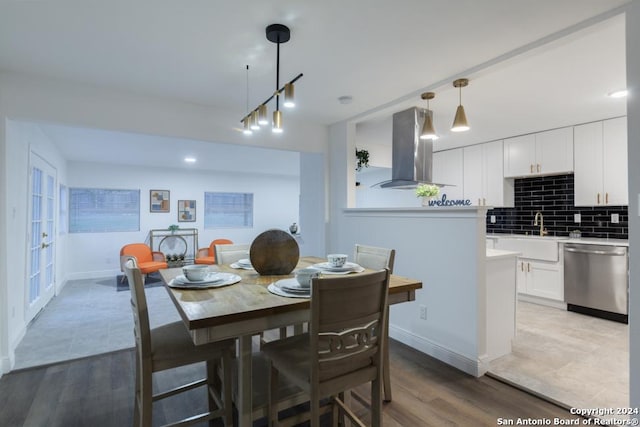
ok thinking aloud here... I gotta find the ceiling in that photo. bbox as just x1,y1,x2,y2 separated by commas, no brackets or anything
0,0,630,164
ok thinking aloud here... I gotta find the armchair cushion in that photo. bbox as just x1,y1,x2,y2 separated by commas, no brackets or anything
120,243,168,275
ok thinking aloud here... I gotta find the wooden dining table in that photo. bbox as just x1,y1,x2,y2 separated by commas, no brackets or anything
159,256,422,426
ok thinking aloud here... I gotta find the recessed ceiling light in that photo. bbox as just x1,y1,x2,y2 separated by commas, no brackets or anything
608,89,628,98
184,157,197,163
338,96,353,105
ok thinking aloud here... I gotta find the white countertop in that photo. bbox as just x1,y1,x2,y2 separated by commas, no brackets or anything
487,233,628,247
486,248,521,260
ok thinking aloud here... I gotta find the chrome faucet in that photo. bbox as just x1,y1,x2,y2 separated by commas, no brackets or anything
534,211,548,236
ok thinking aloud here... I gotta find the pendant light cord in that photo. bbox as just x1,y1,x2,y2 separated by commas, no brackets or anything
246,65,250,115
275,38,280,111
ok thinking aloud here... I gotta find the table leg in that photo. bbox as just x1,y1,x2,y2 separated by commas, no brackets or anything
383,306,392,402
237,335,253,427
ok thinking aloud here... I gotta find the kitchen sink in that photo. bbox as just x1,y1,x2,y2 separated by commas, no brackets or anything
491,234,560,261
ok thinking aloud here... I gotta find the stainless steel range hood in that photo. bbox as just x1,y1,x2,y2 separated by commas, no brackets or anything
376,106,442,189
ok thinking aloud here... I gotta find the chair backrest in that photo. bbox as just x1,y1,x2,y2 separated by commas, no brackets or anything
354,244,396,274
121,243,153,264
309,269,390,383
123,258,152,359
215,243,250,265
208,238,233,257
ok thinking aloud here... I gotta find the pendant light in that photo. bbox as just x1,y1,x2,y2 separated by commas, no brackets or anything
419,92,438,140
451,78,470,132
239,24,303,135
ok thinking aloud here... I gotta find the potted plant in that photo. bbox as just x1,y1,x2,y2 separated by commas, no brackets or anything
168,224,179,234
355,148,370,172
415,184,440,206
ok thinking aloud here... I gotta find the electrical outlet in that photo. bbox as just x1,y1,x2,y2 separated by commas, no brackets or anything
611,213,619,223
419,305,427,320
490,215,496,224
574,213,581,223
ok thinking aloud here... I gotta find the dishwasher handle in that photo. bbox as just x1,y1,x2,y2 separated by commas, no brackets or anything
564,246,627,256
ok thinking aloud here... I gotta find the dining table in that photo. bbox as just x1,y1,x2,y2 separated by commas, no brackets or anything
159,256,422,426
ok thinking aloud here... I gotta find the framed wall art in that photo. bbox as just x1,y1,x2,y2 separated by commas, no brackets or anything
178,200,196,222
150,190,170,213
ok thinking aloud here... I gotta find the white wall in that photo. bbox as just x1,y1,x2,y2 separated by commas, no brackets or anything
65,160,300,279
355,167,421,208
626,2,639,413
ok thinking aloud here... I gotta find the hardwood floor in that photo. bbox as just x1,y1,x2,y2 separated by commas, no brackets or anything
1,339,582,427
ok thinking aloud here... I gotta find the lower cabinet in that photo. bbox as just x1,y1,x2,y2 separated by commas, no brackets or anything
516,258,563,301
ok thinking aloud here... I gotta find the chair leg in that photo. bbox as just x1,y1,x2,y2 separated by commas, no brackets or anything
371,378,382,427
310,388,320,427
133,350,142,427
206,360,218,427
268,363,279,426
222,349,233,427
382,306,392,402
140,362,153,427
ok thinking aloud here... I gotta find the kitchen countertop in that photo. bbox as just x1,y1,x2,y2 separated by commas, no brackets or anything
486,248,521,260
487,233,628,247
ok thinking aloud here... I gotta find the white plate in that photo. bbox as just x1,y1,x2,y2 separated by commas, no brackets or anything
230,262,254,270
276,278,309,293
268,282,310,298
312,262,364,273
174,273,222,284
169,272,242,289
237,258,252,266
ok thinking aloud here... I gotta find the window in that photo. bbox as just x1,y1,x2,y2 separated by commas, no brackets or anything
204,192,253,228
59,184,67,235
69,188,140,233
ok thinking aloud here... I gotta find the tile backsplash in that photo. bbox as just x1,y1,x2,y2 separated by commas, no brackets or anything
486,174,628,239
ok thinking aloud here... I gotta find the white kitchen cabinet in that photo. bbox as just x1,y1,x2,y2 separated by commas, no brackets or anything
517,259,563,301
574,117,628,206
503,127,574,178
464,140,513,207
432,148,464,201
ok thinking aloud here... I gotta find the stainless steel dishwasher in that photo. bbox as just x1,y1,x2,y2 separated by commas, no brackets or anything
564,243,628,323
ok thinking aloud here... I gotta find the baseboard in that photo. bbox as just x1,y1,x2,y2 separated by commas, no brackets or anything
389,324,483,377
65,269,121,281
518,294,567,310
0,355,12,377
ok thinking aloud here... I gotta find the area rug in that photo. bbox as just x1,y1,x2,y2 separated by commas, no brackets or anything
116,273,164,292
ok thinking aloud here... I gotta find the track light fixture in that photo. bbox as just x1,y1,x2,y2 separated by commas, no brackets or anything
240,24,303,135
451,78,470,132
419,92,438,140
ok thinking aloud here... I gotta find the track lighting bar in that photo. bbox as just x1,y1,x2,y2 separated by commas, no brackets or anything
240,73,303,123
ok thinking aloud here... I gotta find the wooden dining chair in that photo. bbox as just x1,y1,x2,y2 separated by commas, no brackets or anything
263,269,390,427
215,243,250,265
354,244,395,274
123,258,235,427
195,238,233,265
354,243,396,402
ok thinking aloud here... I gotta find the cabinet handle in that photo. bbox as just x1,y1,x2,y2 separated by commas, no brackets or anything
478,198,481,206
521,262,524,272
530,164,534,173
482,198,486,205
597,193,601,204
527,263,531,273
537,164,541,173
606,193,609,204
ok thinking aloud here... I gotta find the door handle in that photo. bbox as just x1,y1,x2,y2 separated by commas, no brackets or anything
41,242,50,249
42,232,48,238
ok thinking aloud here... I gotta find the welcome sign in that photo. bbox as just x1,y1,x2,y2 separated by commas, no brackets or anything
425,194,472,207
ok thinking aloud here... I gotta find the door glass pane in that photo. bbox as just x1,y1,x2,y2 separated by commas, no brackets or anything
29,167,43,304
45,174,55,288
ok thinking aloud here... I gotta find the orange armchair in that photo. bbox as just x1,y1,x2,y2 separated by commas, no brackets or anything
120,243,168,281
194,239,233,265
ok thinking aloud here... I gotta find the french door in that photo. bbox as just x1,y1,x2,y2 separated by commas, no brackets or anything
25,152,57,323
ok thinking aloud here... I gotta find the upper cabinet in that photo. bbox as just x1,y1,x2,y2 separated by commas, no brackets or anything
574,117,628,206
463,140,514,207
503,127,574,178
432,148,464,201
